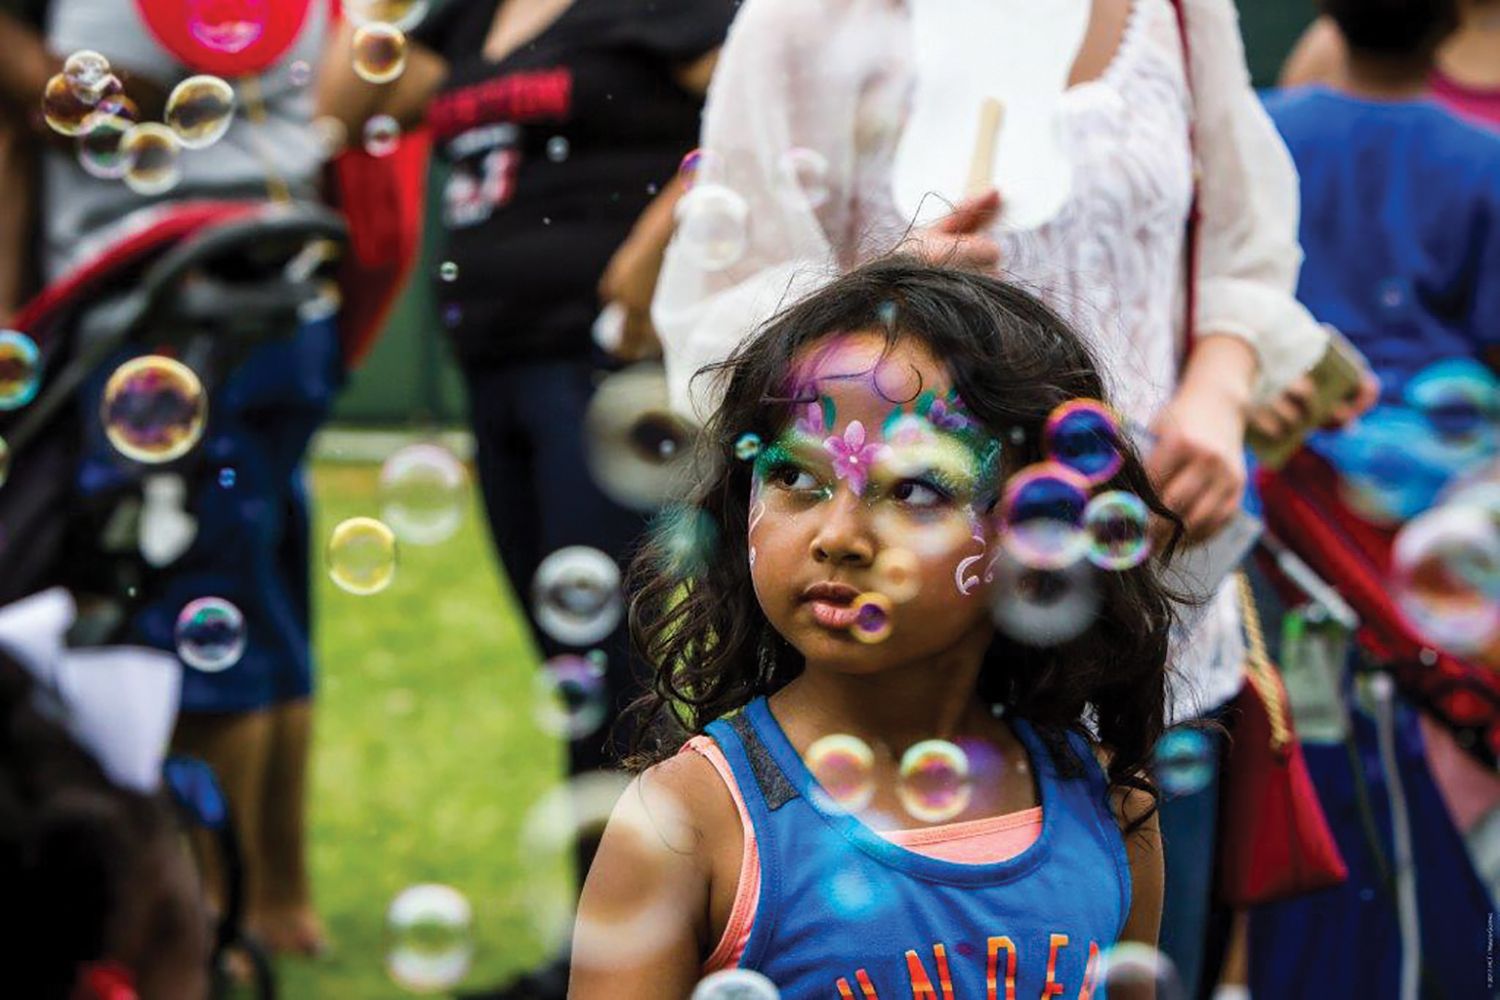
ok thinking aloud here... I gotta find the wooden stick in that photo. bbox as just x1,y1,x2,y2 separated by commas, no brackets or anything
965,97,1005,197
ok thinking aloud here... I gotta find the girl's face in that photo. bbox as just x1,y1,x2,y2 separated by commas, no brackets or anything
748,330,1005,674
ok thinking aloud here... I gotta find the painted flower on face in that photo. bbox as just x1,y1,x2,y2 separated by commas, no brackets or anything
824,420,889,496
927,395,972,434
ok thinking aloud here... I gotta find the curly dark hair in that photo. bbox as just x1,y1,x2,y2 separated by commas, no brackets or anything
626,257,1184,826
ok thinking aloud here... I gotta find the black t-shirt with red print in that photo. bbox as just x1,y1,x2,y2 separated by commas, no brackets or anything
415,0,736,367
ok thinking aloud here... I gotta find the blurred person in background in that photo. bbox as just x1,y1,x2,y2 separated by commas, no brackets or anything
316,1,737,996
1282,0,1500,128
0,0,345,960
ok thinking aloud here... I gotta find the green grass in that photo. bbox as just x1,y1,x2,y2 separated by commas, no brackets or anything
273,462,570,998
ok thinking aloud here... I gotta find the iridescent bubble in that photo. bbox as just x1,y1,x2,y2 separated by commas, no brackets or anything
1044,398,1124,485
121,123,183,196
897,739,972,823
378,442,467,546
0,330,41,410
734,432,762,461
532,546,623,646
385,883,473,993
346,0,430,30
650,504,720,578
674,183,749,272
1098,942,1186,1000
1392,502,1500,656
188,0,267,54
546,136,570,163
1405,359,1498,450
438,261,458,282
288,60,313,87
1084,490,1151,570
583,365,700,511
363,114,400,157
77,99,137,180
678,148,720,189
692,969,781,1000
872,548,922,603
42,72,99,137
63,50,112,104
164,75,235,150
806,733,875,813
352,22,409,85
999,462,1090,569
173,597,246,672
990,553,1100,648
777,147,830,209
850,591,893,644
326,516,398,595
533,654,609,740
101,355,206,463
218,467,236,489
1153,727,1214,797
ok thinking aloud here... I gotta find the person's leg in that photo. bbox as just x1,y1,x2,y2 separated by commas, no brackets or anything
1156,720,1225,997
252,698,321,954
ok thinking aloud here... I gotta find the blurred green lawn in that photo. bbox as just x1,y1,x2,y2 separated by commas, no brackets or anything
270,461,570,998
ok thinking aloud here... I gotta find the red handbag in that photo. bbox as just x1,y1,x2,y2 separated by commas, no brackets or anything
1216,575,1349,906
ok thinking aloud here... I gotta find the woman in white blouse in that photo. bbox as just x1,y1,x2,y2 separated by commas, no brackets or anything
652,0,1328,992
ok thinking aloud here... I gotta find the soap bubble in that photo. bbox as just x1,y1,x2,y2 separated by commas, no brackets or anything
807,733,875,813
532,546,623,646
164,75,235,149
438,261,458,282
327,516,398,595
990,553,1100,648
897,740,972,823
584,365,700,511
1327,407,1463,526
1406,359,1498,450
378,443,467,546
1084,490,1151,570
188,0,268,54
777,147,830,209
1098,942,1185,1000
0,330,41,410
649,504,720,577
121,123,183,196
174,597,246,672
101,355,206,463
42,72,100,136
346,0,430,30
546,136,570,162
311,115,348,159
734,432,762,461
678,148,720,189
999,462,1090,569
77,99,137,180
675,183,748,271
352,22,408,84
692,969,780,1000
363,114,400,157
872,547,922,603
533,654,609,741
1153,727,1214,797
1392,502,1500,656
288,60,313,87
849,591,893,644
218,467,236,489
63,50,112,104
1044,398,1124,485
385,883,473,993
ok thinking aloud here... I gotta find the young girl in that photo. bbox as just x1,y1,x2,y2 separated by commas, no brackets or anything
570,258,1175,999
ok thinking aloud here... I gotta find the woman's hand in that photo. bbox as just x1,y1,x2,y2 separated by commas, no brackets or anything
598,235,664,361
909,189,1002,272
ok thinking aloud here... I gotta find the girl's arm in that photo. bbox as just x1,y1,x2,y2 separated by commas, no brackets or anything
1112,785,1165,950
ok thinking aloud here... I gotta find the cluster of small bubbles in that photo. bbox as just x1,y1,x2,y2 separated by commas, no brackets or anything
218,467,236,489
326,516,398,595
43,72,101,136
897,740,972,823
378,442,467,546
121,123,183,196
1152,727,1214,797
1392,501,1500,656
63,50,113,104
734,432,762,461
101,355,206,463
532,546,623,646
674,183,749,271
363,114,401,157
164,75,235,149
872,547,922,603
1084,490,1151,570
999,462,1090,569
850,591,893,644
384,883,473,993
438,261,459,282
776,147,830,210
188,0,267,54
691,969,781,1000
583,366,700,511
545,136,571,163
347,0,431,30
806,733,876,813
1098,942,1186,1000
288,60,313,87
989,553,1100,648
352,22,409,85
0,330,41,410
1044,398,1124,485
533,654,609,740
77,99,137,180
173,597,246,672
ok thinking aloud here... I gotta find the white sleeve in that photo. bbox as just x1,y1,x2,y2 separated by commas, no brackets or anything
1183,0,1328,401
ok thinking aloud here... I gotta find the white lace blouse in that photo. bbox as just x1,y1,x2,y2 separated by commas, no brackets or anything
655,0,1319,717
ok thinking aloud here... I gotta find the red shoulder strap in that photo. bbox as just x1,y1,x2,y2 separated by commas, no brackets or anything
1169,0,1201,361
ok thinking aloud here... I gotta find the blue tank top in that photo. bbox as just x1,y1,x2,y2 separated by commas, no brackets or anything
703,697,1131,999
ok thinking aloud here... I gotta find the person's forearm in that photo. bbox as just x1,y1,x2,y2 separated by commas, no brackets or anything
314,21,447,142
0,116,34,318
1177,334,1258,416
0,13,60,120
620,172,688,281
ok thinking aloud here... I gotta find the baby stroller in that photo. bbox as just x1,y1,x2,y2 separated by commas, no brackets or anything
0,199,349,998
